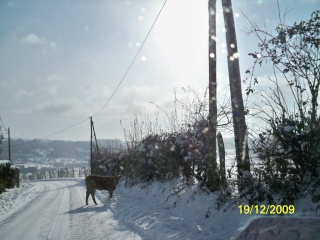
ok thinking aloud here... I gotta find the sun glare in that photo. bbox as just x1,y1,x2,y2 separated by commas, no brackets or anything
152,0,209,88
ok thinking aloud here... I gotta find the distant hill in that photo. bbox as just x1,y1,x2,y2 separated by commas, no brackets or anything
0,138,124,162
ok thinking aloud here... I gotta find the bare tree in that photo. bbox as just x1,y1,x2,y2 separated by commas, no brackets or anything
241,8,320,205
245,9,320,179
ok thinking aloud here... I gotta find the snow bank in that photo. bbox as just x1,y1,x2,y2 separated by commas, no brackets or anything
3,179,316,239
0,182,40,217
97,179,253,240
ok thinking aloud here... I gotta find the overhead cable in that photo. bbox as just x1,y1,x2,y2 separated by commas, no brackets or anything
2,0,168,142
92,0,168,118
40,118,89,139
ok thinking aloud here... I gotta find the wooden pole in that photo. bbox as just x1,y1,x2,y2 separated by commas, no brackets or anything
207,0,219,191
92,122,100,158
221,0,250,187
217,132,226,186
90,116,93,175
8,127,11,163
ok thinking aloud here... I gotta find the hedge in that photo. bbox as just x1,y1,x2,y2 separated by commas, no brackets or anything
0,160,20,194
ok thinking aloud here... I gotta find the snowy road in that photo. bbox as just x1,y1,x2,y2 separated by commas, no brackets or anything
5,178,314,240
0,180,141,240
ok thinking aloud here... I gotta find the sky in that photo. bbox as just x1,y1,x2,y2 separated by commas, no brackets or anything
0,0,319,141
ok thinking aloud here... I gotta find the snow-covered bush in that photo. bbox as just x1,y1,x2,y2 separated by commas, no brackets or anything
91,148,125,177
93,86,233,203
118,118,226,189
250,116,320,206
0,160,20,193
120,130,201,185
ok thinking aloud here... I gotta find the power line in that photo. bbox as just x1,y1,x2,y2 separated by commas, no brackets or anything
2,0,168,143
92,0,168,118
41,118,89,139
9,118,89,148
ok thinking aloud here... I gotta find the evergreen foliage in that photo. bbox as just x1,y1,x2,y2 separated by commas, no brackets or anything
0,161,19,194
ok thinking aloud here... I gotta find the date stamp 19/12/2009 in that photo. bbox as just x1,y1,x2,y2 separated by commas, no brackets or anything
238,205,295,215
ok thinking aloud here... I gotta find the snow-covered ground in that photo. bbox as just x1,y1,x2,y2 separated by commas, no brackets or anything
0,178,318,239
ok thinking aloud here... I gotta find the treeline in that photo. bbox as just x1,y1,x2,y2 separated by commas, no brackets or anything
0,139,122,161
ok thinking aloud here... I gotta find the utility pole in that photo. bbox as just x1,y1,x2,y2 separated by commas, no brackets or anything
8,127,11,163
90,117,100,175
90,116,93,175
207,0,219,191
221,0,250,185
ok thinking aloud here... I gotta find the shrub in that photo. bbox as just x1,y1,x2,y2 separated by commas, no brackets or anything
0,161,19,194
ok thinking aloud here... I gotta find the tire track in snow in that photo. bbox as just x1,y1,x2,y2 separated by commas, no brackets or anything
46,180,72,240
0,179,142,240
67,179,142,240
67,179,114,240
0,182,48,227
0,181,60,239
0,180,74,240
